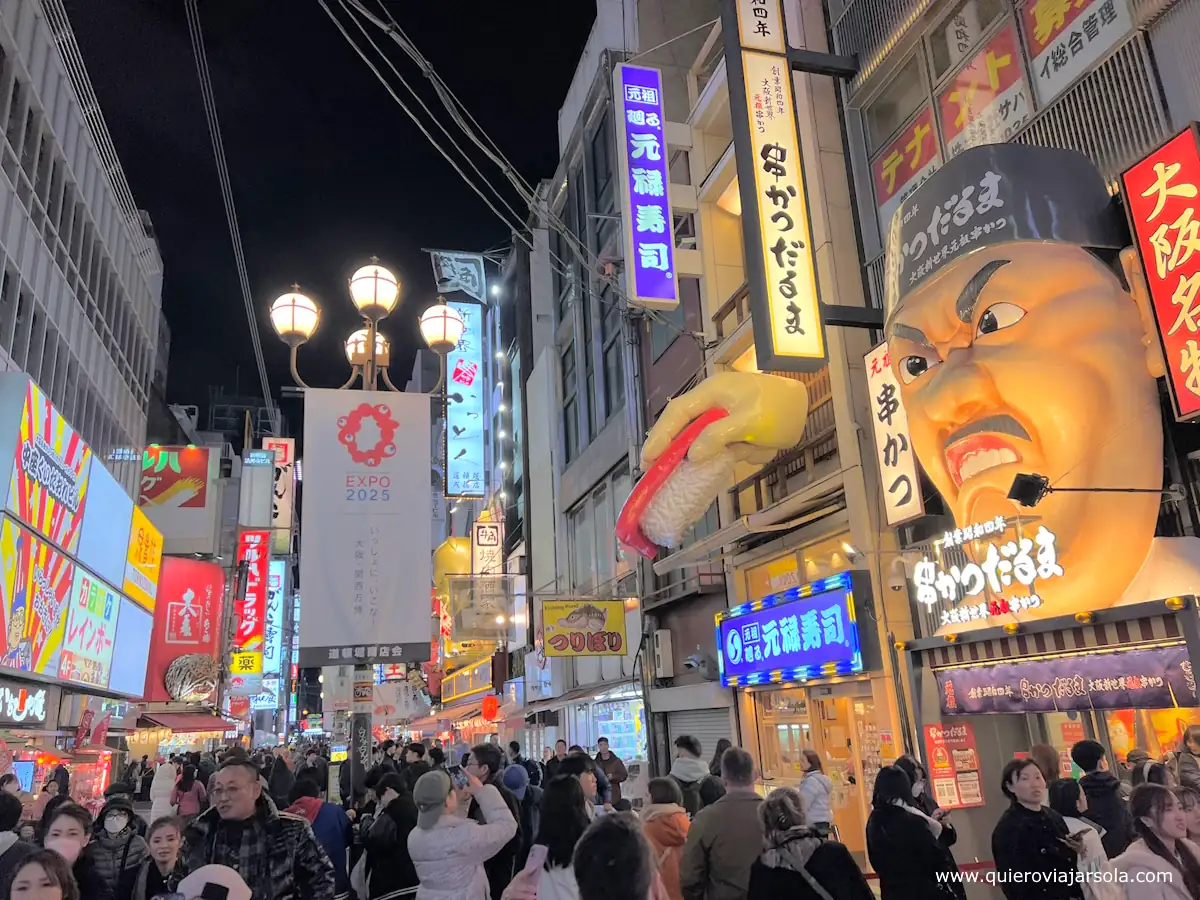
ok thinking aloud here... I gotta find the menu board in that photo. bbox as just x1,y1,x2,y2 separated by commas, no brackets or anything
923,722,985,809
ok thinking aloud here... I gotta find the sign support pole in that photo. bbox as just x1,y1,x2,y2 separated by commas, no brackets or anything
349,665,374,806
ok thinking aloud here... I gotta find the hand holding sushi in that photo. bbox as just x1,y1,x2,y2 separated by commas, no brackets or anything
641,371,810,468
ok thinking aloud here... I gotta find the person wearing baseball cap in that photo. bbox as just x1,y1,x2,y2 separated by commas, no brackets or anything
407,769,516,900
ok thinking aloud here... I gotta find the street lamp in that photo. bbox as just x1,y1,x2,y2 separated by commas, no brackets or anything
269,258,458,394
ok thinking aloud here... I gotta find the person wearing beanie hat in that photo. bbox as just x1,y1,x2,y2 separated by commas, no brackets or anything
407,769,516,900
502,765,542,871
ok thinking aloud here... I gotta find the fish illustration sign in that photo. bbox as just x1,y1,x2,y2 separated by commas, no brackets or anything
541,600,628,657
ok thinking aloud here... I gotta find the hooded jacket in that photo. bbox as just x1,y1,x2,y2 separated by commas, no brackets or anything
670,757,712,818
1114,837,1200,900
182,793,336,900
679,790,764,900
86,798,150,900
407,784,517,900
642,803,690,900
1078,771,1133,857
286,797,353,894
749,827,873,900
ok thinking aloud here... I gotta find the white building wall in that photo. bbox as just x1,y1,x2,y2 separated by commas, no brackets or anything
0,0,162,472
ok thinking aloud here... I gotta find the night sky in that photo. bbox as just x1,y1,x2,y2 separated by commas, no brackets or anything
62,1,595,427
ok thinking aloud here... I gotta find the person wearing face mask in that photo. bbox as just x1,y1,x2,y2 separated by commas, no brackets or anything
359,773,418,900
42,804,111,900
8,849,79,900
83,797,148,900
131,818,184,900
866,766,965,900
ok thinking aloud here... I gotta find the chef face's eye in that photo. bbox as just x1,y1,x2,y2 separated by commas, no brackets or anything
899,354,940,385
976,302,1026,337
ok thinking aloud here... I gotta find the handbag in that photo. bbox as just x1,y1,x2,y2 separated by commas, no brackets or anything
350,853,369,900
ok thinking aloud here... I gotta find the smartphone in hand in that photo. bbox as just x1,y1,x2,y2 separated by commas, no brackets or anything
446,765,469,790
524,844,549,874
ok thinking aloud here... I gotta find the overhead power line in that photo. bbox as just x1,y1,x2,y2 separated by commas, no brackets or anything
185,0,279,434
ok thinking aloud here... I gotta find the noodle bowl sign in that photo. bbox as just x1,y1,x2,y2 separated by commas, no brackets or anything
914,519,1066,626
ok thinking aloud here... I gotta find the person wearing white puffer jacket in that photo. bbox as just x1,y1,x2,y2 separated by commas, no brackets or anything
149,759,178,822
408,769,516,900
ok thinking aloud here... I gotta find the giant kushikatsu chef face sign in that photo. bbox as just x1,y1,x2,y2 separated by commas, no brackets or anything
883,143,1170,620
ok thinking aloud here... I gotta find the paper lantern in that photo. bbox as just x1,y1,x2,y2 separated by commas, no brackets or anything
482,695,499,721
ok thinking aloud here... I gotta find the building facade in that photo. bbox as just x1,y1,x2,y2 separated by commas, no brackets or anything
0,0,164,484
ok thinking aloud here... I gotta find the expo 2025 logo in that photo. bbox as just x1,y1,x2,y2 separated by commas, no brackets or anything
337,403,398,467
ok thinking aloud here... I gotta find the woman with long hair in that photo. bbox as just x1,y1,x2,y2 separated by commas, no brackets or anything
867,766,965,900
1133,762,1175,789
8,850,79,900
168,766,205,823
1115,783,1200,899
526,776,591,900
1031,744,1061,790
1178,785,1200,844
749,787,871,900
1047,780,1121,900
708,740,732,777
797,750,833,838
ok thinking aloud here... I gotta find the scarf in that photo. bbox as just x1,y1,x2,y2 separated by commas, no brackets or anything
760,826,823,872
890,798,943,840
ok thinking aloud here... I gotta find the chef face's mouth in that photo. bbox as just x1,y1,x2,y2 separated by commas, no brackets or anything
943,414,1031,491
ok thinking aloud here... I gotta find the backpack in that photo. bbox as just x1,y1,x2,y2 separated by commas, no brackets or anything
521,757,542,787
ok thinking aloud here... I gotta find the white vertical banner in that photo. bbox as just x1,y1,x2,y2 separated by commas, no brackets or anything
864,343,923,525
263,437,295,555
299,390,432,666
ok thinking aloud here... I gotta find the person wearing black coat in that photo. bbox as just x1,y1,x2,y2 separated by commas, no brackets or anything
991,758,1084,900
866,765,966,900
361,774,419,900
749,787,872,900
1071,739,1133,857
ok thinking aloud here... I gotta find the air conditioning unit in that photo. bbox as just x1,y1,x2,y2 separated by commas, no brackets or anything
653,629,674,679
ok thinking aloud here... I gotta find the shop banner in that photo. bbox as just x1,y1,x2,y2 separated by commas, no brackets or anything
613,63,679,311
935,645,1197,715
262,437,295,555
0,678,58,727
58,569,121,689
864,343,923,525
429,250,487,303
1123,127,1200,420
5,379,93,555
717,573,864,686
299,389,432,665
235,530,269,657
446,303,485,498
0,516,73,676
123,507,162,613
872,106,940,236
542,600,627,657
471,520,503,575
144,557,225,703
74,708,93,747
1021,0,1133,107
923,723,985,809
228,651,263,697
89,712,110,749
937,26,1030,158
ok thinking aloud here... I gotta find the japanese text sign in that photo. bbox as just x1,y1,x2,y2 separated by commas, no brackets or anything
935,645,1196,714
1021,0,1132,107
6,380,92,554
0,516,73,676
937,26,1030,158
1123,127,1200,420
542,600,627,657
471,520,503,576
735,0,785,53
0,680,56,727
235,530,269,660
144,558,224,702
123,506,162,613
873,106,940,236
865,342,923,524
58,569,121,689
262,437,295,555
614,64,679,311
716,572,863,686
446,302,485,498
725,0,827,372
923,723,985,809
139,446,210,509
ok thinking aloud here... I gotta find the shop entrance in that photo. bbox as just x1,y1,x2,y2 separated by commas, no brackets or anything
745,681,877,867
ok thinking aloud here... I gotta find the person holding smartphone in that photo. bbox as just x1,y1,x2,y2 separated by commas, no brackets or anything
408,769,516,900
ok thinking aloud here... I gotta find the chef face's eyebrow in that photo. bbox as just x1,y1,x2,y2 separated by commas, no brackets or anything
889,323,933,348
956,259,1011,324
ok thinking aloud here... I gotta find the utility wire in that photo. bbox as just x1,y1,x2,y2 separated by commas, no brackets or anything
185,0,279,434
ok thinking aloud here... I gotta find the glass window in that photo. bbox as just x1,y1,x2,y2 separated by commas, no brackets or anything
603,343,624,417
593,484,613,589
570,503,595,590
928,0,1007,83
590,115,613,206
864,55,928,152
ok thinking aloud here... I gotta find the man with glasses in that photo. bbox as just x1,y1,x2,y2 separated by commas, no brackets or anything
182,760,336,900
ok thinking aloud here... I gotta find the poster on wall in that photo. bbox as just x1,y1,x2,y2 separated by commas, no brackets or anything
937,26,1031,157
1021,0,1133,107
139,447,210,509
144,557,225,703
5,380,93,554
445,302,485,498
0,517,73,676
923,723,985,809
123,507,162,613
541,599,627,657
299,389,432,665
58,569,121,689
872,106,940,238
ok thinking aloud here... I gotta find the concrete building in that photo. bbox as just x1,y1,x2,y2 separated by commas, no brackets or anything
0,0,164,486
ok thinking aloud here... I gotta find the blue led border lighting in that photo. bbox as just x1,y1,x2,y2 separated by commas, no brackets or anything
713,570,863,688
